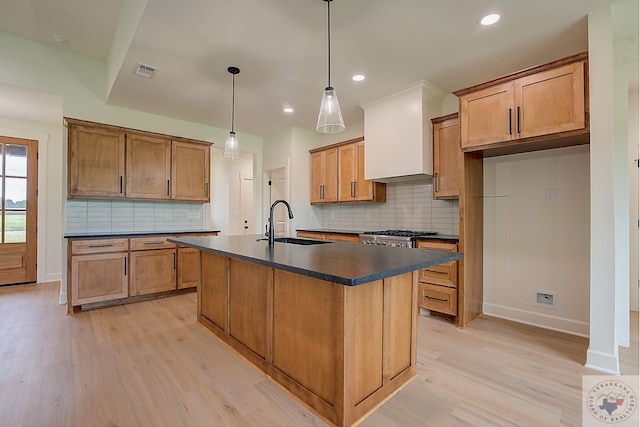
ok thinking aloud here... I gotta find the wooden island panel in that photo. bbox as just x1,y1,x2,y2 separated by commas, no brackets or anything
228,259,272,361
196,251,419,427
200,252,228,332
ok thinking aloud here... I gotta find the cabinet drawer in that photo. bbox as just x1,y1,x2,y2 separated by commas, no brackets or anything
72,238,129,255
420,284,457,316
130,236,176,251
325,233,360,243
416,240,458,288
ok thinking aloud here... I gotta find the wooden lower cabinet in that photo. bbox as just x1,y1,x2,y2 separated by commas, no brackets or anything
129,248,176,296
67,232,217,312
71,252,128,306
198,253,418,427
177,247,201,289
416,240,459,317
296,231,362,243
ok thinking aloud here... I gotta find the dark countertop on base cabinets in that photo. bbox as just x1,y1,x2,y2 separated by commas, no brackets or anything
296,228,460,242
169,234,463,286
64,230,220,239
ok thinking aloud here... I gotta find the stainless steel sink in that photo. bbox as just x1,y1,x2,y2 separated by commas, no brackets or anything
257,237,331,245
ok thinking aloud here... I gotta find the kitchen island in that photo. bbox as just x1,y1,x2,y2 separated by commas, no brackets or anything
169,234,462,427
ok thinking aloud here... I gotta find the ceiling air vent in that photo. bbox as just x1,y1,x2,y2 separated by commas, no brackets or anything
135,63,158,79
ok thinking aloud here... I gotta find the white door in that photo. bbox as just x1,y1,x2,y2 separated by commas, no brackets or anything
240,171,253,235
269,168,287,237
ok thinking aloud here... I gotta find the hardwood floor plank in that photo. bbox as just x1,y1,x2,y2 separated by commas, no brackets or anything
0,282,637,427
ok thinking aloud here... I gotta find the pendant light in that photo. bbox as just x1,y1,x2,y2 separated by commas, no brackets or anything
223,66,241,160
316,0,345,133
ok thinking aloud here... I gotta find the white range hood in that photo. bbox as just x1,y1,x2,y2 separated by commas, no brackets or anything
362,81,445,181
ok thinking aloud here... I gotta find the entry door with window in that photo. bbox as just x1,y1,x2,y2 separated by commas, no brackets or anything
0,137,37,285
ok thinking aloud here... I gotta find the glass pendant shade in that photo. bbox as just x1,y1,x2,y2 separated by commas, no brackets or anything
316,86,345,133
223,131,240,160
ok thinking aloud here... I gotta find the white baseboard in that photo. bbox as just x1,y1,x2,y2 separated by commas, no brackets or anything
483,302,590,337
585,348,620,374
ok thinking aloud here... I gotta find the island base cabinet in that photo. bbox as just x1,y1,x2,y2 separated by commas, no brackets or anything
129,249,176,296
197,253,418,427
71,253,128,306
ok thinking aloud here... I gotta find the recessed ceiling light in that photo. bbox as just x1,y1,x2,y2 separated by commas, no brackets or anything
481,13,500,26
352,74,365,82
53,35,68,45
283,107,294,113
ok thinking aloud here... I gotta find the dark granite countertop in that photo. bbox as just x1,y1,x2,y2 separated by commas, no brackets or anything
64,230,220,239
296,228,459,241
169,234,462,286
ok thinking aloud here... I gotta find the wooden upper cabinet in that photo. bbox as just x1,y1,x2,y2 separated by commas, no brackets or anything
432,114,461,199
337,138,385,203
68,123,125,198
456,53,588,153
310,148,338,203
126,133,171,200
66,118,212,201
459,82,514,149
172,141,211,202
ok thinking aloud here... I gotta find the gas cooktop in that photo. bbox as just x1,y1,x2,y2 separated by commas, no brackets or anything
361,230,439,238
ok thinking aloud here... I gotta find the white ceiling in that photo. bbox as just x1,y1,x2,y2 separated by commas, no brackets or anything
0,0,636,138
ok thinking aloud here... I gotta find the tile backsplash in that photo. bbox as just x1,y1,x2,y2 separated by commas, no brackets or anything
66,200,207,234
319,178,459,235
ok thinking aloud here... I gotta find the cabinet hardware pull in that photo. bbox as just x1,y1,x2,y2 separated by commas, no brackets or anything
517,106,521,133
167,179,170,196
508,108,512,134
124,257,127,275
88,244,114,248
143,241,164,245
434,173,439,193
205,182,208,197
425,295,448,302
173,253,176,270
353,181,357,197
120,176,123,193
426,268,448,275
320,184,324,200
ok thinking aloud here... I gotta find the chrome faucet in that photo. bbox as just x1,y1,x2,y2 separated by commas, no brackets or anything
267,200,294,246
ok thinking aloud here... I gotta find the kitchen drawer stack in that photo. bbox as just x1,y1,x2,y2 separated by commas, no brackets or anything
417,240,458,316
67,232,217,313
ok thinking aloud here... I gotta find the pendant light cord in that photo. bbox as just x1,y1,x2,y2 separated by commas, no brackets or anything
231,73,236,133
327,0,331,88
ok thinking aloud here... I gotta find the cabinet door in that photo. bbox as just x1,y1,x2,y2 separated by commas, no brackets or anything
459,82,515,149
310,151,324,203
71,252,128,306
353,141,374,201
172,141,210,202
177,247,201,289
338,144,356,201
125,133,171,200
68,125,125,198
433,117,461,199
514,61,585,139
130,249,177,296
310,149,338,203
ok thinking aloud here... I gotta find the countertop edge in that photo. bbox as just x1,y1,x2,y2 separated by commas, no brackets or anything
169,236,463,286
65,230,221,239
296,228,460,241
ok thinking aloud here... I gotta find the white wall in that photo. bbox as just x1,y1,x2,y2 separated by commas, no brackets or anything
629,85,639,311
585,2,635,374
0,30,264,287
483,146,591,336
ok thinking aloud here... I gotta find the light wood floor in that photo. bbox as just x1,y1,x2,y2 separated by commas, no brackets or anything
0,282,637,427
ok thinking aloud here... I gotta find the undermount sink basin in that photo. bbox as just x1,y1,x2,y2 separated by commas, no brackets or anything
258,237,331,246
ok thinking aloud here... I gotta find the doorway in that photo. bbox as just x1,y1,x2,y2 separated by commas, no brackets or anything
239,171,253,235
0,136,38,285
268,168,288,237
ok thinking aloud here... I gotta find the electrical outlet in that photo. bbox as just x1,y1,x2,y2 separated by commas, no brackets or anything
533,289,556,309
366,212,371,220
165,211,172,220
187,211,201,219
